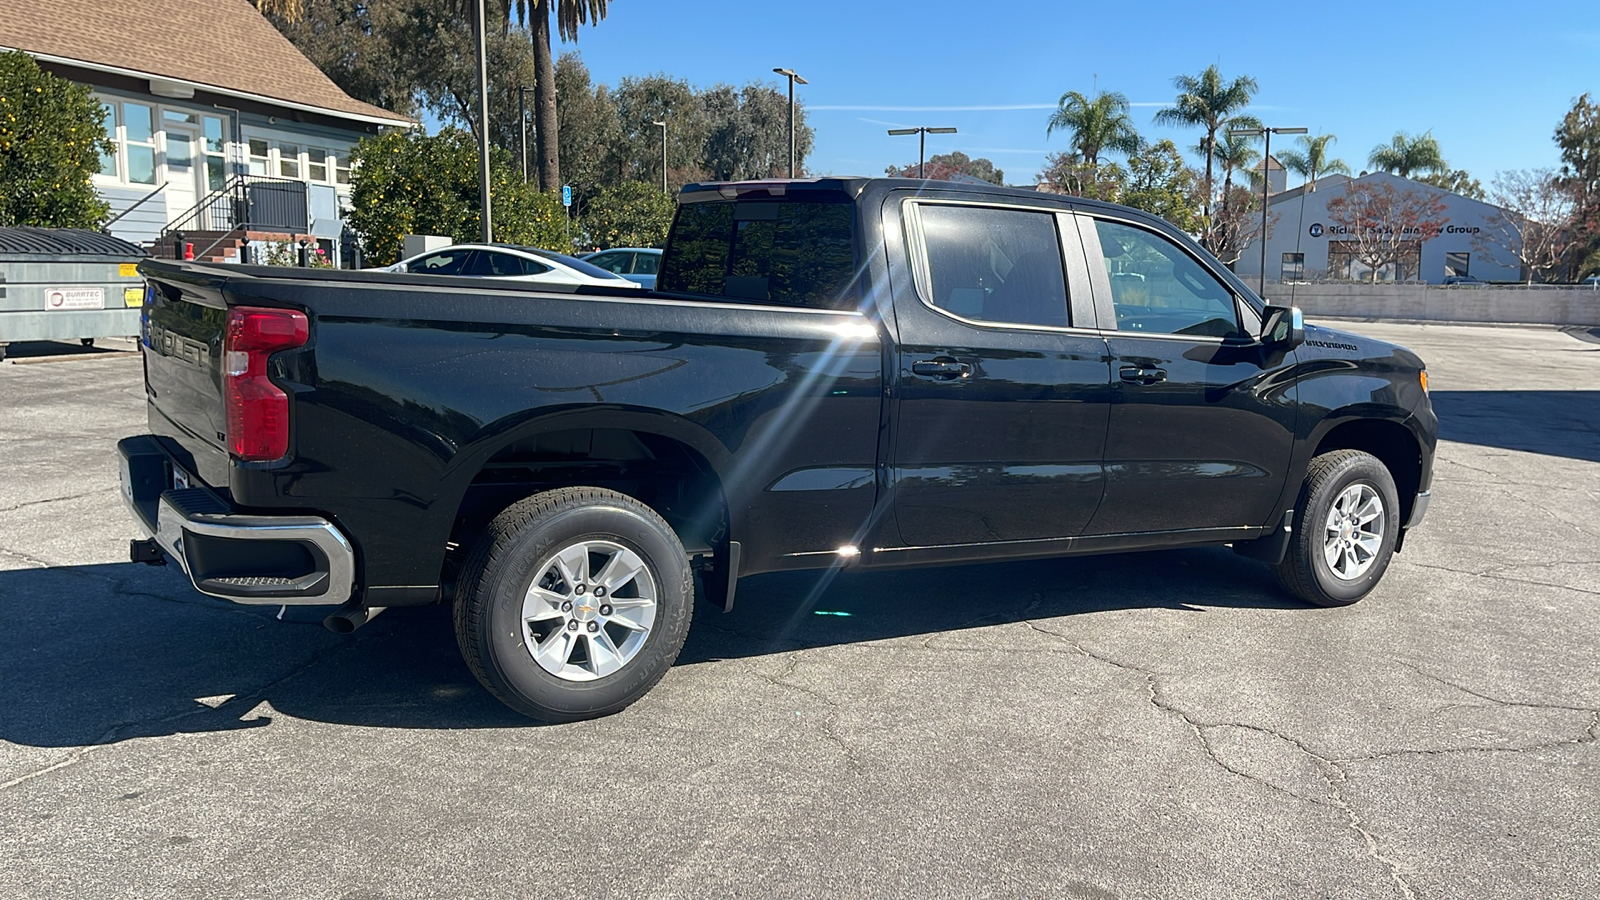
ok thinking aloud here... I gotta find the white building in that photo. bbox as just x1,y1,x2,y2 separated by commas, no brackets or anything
1235,171,1521,285
0,0,410,264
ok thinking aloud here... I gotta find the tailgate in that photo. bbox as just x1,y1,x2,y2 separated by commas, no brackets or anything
140,262,236,487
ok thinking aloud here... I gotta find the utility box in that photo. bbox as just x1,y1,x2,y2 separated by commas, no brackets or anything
401,234,451,260
0,228,147,360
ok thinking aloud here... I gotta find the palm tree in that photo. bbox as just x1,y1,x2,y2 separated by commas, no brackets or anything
1154,65,1259,248
1367,131,1447,179
487,1,609,191
1278,133,1351,190
1046,91,1141,168
1211,127,1260,199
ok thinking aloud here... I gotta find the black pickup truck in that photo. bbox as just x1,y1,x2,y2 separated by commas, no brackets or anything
122,177,1435,721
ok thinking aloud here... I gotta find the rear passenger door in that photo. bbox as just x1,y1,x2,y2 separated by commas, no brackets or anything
886,197,1112,547
1078,213,1297,536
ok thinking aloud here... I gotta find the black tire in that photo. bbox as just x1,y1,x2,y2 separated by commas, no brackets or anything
453,487,693,722
1273,450,1401,607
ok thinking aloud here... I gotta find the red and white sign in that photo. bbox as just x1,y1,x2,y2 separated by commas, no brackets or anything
44,288,105,310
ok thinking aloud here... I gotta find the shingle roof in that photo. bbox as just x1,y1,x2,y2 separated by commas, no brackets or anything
0,0,409,126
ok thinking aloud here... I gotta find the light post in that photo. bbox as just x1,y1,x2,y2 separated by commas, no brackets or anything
1228,124,1307,297
772,67,808,178
471,0,492,241
887,126,957,178
518,86,532,183
651,120,667,194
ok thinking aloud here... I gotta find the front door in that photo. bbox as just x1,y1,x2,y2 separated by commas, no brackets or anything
887,198,1111,547
1078,214,1298,536
160,118,204,224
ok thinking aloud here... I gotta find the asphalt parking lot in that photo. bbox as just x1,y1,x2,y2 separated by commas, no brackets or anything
2,321,1597,899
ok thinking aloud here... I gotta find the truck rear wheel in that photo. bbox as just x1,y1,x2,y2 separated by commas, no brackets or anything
453,487,693,722
1272,450,1400,607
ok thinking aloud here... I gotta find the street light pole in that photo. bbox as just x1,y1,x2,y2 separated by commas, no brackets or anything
772,68,808,178
887,126,957,178
473,0,492,242
1228,124,1307,298
652,120,667,194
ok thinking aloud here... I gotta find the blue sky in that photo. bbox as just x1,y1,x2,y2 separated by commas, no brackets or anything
555,0,1595,185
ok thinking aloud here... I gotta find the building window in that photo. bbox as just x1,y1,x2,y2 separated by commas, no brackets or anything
98,102,119,177
334,150,351,185
1445,251,1470,279
248,139,270,176
202,116,228,190
307,147,329,182
1281,252,1305,282
121,102,157,185
277,142,300,178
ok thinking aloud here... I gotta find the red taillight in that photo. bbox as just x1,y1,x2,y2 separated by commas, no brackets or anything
224,306,308,461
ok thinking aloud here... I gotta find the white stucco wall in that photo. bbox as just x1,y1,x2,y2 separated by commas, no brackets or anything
1235,172,1524,284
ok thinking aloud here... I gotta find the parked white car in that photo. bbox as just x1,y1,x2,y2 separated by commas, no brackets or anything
581,247,662,289
374,244,640,289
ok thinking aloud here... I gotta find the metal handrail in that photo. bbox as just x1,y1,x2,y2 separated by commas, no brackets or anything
102,183,167,230
161,174,309,240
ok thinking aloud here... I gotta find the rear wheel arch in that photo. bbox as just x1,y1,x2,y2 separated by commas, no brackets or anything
437,410,735,599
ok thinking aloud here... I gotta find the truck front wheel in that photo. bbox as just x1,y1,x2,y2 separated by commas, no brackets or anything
453,487,693,722
1272,450,1401,607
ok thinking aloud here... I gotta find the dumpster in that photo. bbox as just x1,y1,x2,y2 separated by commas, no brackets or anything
0,227,147,361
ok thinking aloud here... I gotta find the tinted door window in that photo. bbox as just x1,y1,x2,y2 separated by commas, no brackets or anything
659,198,856,308
917,205,1069,328
467,251,548,277
1093,219,1243,339
409,249,474,275
632,252,660,275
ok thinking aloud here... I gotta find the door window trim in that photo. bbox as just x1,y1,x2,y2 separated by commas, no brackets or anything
1077,211,1253,344
900,197,1098,334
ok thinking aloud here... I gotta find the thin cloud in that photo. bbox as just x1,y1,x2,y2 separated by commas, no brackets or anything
856,117,914,128
814,103,1057,112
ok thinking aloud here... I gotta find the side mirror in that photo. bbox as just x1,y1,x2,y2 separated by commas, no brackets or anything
1260,304,1304,350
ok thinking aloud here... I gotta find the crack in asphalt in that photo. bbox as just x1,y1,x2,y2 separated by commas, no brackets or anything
0,545,52,568
0,635,353,795
1020,619,1418,899
747,655,867,773
1401,561,1600,598
0,489,108,514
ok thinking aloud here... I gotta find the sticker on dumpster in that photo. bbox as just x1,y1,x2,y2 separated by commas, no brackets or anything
45,288,105,310
124,287,144,307
119,263,139,277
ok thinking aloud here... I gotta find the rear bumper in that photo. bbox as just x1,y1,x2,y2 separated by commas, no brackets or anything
118,435,355,606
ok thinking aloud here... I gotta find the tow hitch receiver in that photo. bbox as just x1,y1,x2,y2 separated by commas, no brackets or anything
130,538,166,566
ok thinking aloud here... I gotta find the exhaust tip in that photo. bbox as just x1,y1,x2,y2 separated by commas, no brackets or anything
322,605,384,634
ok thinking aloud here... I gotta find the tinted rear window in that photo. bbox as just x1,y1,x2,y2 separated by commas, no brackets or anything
659,198,856,309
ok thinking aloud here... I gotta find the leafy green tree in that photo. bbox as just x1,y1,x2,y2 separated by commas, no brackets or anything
1209,129,1259,196
524,0,610,192
580,181,674,249
1046,90,1140,167
886,151,1004,184
348,127,565,263
1555,93,1600,277
262,0,418,117
1414,168,1485,200
1154,65,1260,247
1367,131,1447,178
556,52,621,200
1120,140,1202,232
1278,133,1350,190
702,82,813,181
1039,153,1122,200
612,74,708,190
0,51,113,228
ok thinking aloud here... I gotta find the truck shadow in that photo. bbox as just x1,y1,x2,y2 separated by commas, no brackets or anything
0,548,1299,747
1429,390,1600,463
